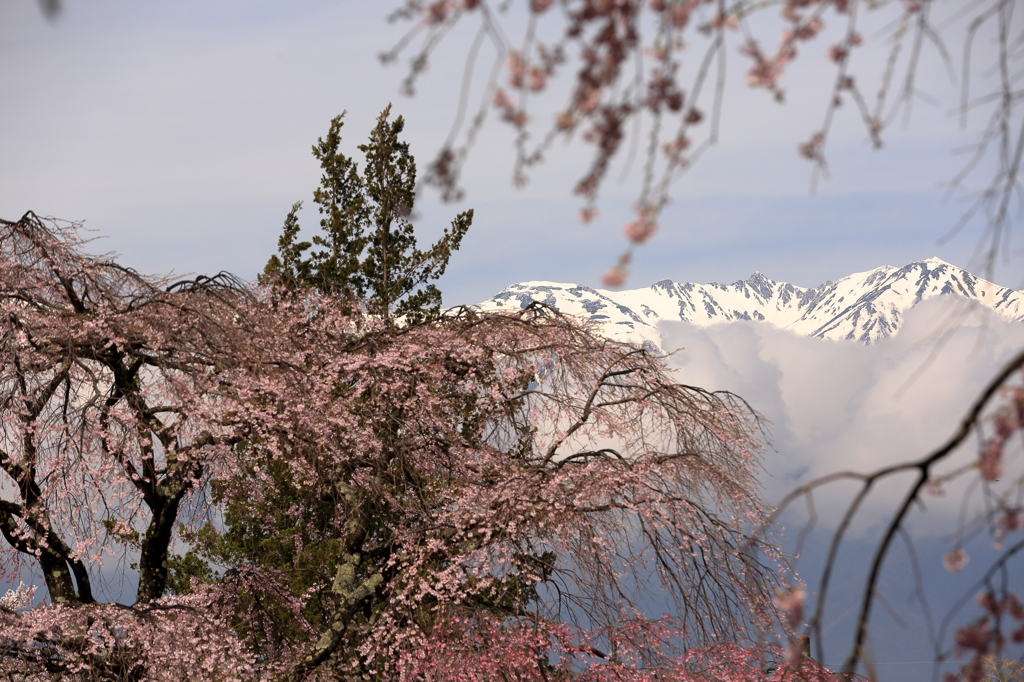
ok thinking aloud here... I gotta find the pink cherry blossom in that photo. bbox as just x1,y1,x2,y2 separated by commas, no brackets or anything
944,548,970,573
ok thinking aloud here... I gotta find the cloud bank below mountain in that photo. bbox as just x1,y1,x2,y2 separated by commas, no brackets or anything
661,297,1024,533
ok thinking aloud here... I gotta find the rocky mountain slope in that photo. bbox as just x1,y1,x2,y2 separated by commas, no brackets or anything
476,258,1024,347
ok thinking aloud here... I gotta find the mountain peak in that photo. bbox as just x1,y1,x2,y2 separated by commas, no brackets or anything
739,271,777,299
477,259,1024,348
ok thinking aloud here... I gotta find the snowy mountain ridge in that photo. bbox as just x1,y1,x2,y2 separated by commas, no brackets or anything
476,257,1024,347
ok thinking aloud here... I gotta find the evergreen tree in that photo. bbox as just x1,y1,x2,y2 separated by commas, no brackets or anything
263,105,472,323
171,107,477,647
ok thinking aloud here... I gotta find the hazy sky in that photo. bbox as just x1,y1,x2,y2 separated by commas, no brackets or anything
1,0,1014,306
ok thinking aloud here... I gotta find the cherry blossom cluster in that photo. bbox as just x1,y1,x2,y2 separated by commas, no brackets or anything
945,593,1024,682
383,0,937,285
405,612,847,681
0,582,35,613
0,580,267,681
773,586,809,666
980,384,1024,484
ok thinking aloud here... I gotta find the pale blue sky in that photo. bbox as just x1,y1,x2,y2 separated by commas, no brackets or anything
0,0,1011,305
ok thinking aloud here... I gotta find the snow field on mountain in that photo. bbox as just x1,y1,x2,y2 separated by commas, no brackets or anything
479,257,1024,348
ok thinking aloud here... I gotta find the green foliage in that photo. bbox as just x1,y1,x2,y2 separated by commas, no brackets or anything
188,101,476,638
217,469,340,592
164,550,215,596
181,454,344,618
262,105,473,323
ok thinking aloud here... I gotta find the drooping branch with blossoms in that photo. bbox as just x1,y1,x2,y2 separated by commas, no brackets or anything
382,0,1023,285
0,211,277,678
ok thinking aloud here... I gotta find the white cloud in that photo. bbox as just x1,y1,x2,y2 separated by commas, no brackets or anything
661,296,1024,534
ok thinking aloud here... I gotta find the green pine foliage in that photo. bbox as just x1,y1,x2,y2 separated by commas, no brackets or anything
262,105,473,323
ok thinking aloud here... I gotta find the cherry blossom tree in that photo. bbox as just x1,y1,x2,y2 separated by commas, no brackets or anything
0,211,261,606
0,208,826,680
0,210,274,677
215,299,803,680
188,110,810,680
245,109,808,677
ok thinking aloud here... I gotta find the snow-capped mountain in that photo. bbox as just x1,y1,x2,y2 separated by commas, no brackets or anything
476,257,1024,347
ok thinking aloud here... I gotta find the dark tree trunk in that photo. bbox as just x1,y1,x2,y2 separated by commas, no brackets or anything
136,494,183,603
38,550,79,604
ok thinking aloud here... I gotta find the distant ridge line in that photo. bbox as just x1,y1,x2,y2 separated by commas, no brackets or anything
476,258,1024,347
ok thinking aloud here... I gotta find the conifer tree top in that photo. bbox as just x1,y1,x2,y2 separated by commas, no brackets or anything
263,105,472,324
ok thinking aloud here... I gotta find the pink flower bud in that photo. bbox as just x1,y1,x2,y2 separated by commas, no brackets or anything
602,266,628,288
976,592,1000,616
944,548,969,573
980,439,1004,482
954,618,990,652
624,216,657,244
